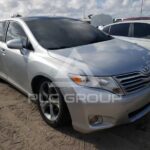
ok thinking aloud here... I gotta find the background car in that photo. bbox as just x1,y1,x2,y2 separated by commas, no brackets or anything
101,20,150,50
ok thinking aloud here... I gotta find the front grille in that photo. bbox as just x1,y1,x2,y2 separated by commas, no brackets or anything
115,72,150,94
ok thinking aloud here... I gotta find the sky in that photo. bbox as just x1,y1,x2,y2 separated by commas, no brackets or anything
0,0,150,19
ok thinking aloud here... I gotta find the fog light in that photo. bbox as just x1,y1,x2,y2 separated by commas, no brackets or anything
89,115,103,126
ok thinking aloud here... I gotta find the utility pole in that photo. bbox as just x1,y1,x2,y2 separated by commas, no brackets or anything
140,0,144,16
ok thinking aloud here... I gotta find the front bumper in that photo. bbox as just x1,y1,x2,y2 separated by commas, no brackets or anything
61,85,150,133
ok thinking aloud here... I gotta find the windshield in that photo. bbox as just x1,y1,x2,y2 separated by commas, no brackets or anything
25,18,112,50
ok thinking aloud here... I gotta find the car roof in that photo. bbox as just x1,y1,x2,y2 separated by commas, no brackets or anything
124,17,150,21
104,20,150,28
21,16,78,21
0,16,79,22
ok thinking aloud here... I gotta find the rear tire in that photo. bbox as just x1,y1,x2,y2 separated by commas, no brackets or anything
37,79,71,128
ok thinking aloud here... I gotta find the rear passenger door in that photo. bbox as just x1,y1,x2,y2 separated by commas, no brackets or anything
0,21,8,79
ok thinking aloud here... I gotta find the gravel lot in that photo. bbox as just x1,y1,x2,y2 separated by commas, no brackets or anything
0,79,150,150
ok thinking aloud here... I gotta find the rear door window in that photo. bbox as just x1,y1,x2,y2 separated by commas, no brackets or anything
134,23,150,39
110,23,130,37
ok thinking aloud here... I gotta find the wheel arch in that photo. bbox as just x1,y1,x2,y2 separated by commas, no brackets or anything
31,75,72,123
31,75,53,94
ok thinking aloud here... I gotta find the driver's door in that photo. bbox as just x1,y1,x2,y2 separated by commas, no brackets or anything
2,21,32,91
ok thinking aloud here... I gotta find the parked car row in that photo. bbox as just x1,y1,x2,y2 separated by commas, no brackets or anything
101,20,150,50
0,16,150,133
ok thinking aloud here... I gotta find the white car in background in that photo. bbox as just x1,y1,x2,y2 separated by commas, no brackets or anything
101,20,150,50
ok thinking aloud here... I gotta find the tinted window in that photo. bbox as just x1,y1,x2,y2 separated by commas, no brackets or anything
134,23,150,38
110,23,130,36
6,22,27,42
0,22,6,42
103,26,110,34
25,18,112,50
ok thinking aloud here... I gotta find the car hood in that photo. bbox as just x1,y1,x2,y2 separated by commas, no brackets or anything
48,39,150,76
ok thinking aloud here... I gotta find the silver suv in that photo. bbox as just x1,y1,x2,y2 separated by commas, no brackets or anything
0,16,150,133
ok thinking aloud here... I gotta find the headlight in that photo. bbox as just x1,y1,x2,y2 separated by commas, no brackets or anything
69,74,123,95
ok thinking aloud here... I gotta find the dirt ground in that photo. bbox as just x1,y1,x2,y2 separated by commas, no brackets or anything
0,79,150,150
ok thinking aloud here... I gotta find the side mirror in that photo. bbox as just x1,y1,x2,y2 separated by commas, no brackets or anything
7,39,24,49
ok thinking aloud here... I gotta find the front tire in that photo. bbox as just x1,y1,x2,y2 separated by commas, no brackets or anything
37,80,71,128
